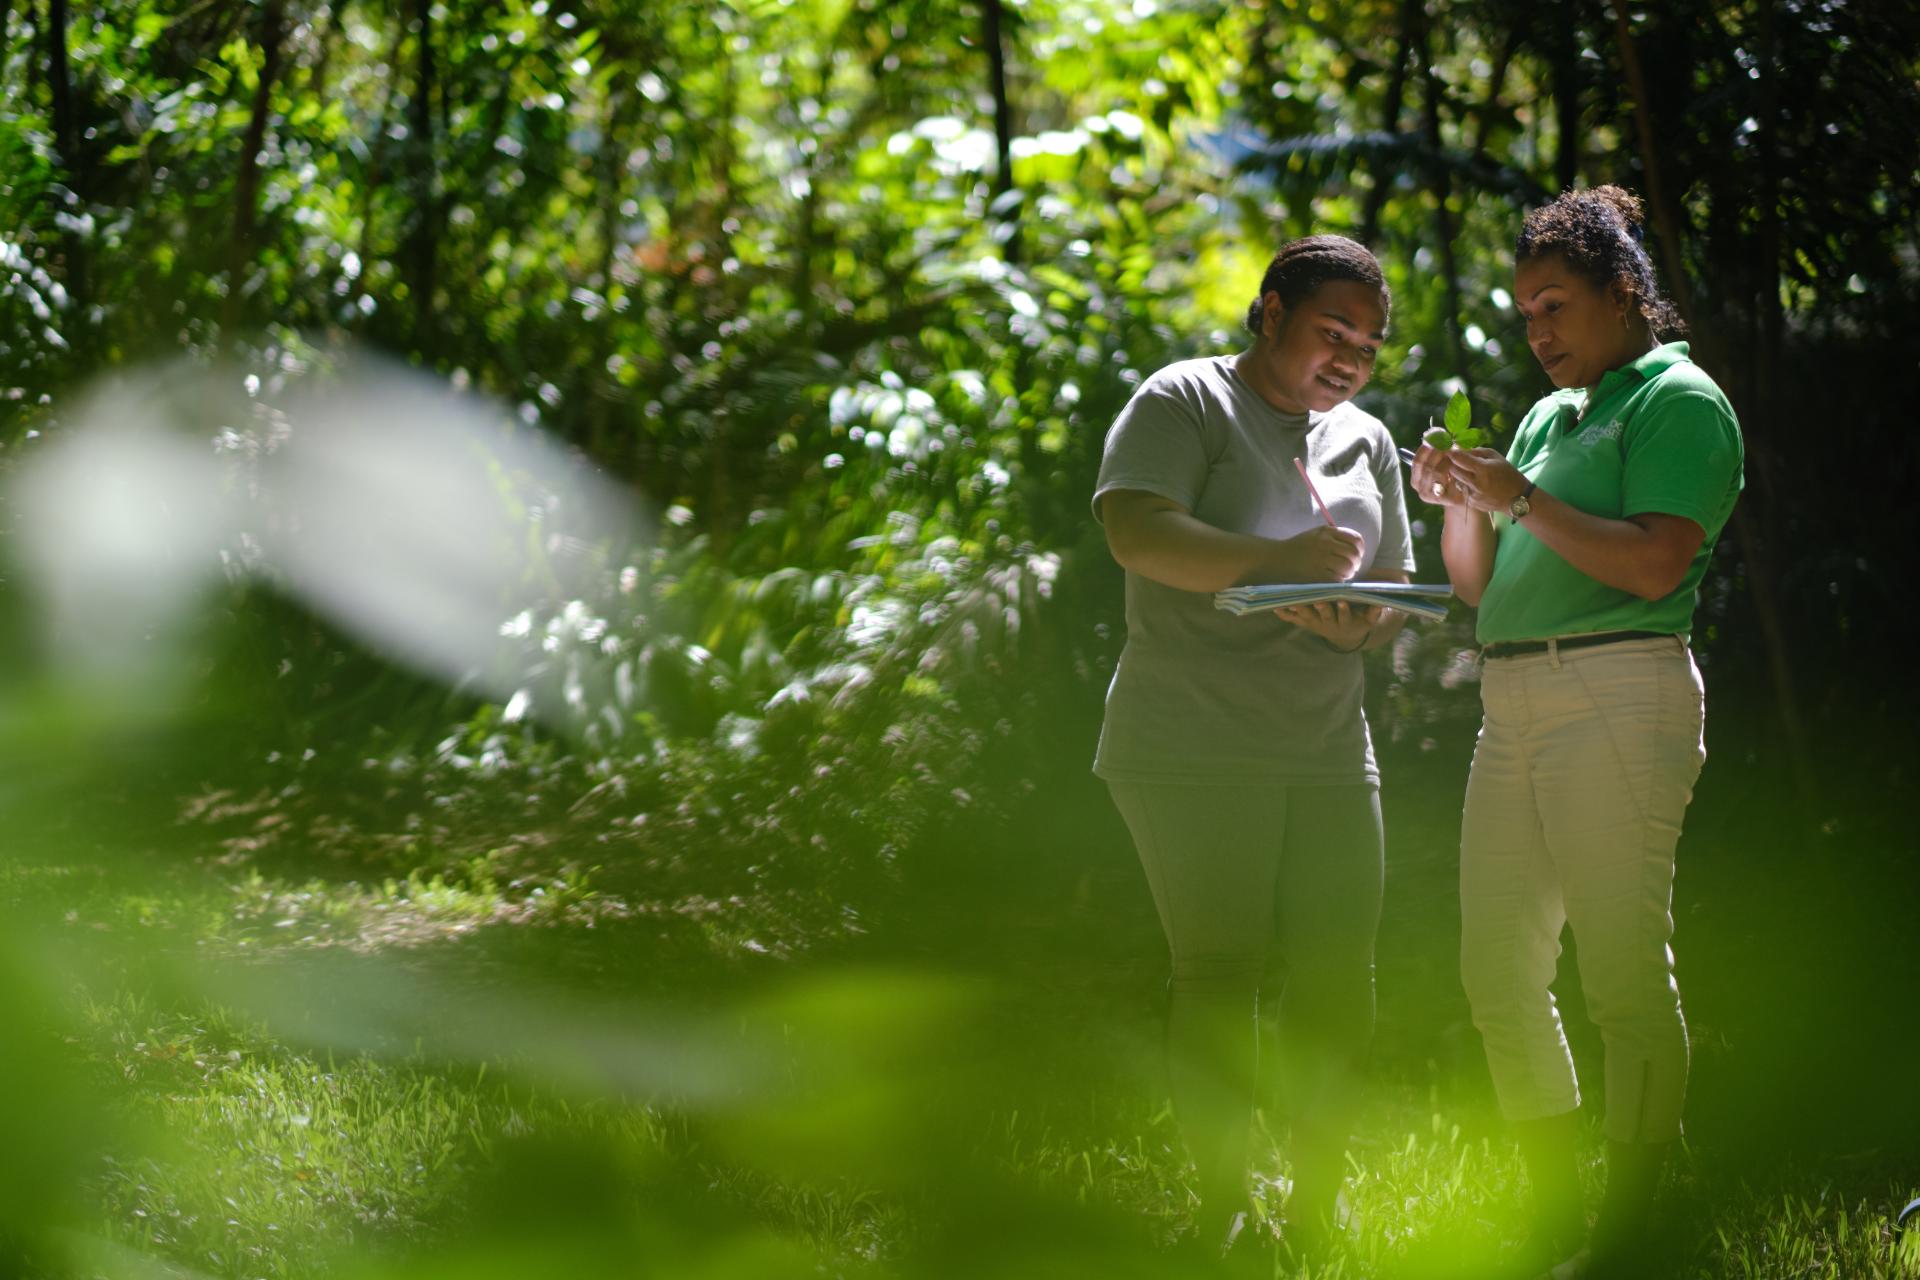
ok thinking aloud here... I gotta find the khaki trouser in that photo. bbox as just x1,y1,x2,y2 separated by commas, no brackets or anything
1460,635,1706,1144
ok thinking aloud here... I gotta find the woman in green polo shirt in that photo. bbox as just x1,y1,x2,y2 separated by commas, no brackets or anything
1411,186,1743,1279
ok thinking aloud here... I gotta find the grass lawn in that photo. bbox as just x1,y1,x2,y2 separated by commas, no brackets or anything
9,718,1919,1279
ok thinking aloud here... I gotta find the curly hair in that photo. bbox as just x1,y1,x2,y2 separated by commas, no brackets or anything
1242,235,1390,337
1516,185,1686,336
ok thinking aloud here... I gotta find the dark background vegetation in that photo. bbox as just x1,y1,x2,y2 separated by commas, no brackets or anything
1,0,1916,1275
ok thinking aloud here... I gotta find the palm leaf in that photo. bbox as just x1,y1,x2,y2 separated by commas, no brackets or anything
1220,128,1548,202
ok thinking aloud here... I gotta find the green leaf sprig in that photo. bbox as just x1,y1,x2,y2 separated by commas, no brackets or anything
1425,389,1492,451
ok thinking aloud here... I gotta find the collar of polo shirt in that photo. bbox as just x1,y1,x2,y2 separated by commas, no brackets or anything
1582,340,1692,419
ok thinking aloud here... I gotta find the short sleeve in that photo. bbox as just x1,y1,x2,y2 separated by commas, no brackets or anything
1370,422,1417,573
1621,386,1744,531
1092,382,1212,523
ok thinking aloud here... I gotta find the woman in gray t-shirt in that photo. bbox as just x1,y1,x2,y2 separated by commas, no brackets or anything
1095,235,1415,1259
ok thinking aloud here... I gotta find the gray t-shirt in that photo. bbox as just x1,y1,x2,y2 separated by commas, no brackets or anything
1091,355,1416,786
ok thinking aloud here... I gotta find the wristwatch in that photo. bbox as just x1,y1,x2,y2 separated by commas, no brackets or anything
1509,481,1537,520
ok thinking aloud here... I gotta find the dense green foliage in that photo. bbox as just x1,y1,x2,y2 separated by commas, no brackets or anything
1,0,1918,1275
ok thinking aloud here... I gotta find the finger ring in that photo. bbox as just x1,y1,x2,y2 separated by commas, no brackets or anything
1431,482,1444,496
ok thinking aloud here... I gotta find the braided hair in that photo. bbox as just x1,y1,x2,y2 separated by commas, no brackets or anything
1516,185,1685,336
1242,235,1390,337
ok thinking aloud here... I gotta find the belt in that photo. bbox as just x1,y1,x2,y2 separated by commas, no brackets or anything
1481,630,1674,660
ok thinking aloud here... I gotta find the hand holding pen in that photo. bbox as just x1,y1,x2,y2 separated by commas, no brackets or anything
1295,456,1340,528
1284,457,1365,581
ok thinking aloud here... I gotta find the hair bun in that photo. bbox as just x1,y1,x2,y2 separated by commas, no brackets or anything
1590,184,1646,231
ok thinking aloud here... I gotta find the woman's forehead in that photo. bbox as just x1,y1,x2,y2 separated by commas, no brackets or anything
1514,252,1592,286
1514,255,1595,301
1301,280,1388,333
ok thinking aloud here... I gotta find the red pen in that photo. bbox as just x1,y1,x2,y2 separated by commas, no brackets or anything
1294,457,1337,528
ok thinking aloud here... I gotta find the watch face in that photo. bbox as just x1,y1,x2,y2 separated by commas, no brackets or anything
1509,494,1531,519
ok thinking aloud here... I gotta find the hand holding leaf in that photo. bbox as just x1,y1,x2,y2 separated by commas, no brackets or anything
1437,388,1492,449
1412,390,1484,505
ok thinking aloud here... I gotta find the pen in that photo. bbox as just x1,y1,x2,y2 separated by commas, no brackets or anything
1293,457,1338,528
1398,447,1417,468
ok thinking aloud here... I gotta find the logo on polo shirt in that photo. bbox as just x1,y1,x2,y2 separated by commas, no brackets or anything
1577,418,1623,447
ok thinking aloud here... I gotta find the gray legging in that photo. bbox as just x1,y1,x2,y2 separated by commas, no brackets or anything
1107,780,1384,1223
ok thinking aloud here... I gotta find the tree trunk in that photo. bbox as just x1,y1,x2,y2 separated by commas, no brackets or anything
983,0,1019,263
705,32,741,555
1470,32,1514,159
1550,20,1581,195
984,0,1037,477
45,0,86,315
791,58,820,324
1741,0,1801,790
1609,0,1812,810
224,0,288,338
1244,0,1278,128
1419,14,1467,389
306,0,342,102
588,73,632,462
24,0,40,102
405,0,438,349
1607,3,1693,318
347,15,408,317
1360,0,1418,244
1750,0,1782,519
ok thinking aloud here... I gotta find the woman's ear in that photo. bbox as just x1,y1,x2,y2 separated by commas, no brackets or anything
1261,291,1286,339
1610,278,1638,326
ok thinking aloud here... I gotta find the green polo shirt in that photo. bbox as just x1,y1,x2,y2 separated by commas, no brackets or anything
1476,342,1744,644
